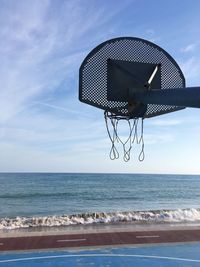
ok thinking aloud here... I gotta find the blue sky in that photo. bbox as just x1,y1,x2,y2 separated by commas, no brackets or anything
1,0,200,174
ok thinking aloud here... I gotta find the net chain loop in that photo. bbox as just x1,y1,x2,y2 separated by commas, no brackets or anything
104,111,145,162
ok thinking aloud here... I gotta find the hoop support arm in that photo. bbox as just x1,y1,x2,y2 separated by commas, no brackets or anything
129,86,200,108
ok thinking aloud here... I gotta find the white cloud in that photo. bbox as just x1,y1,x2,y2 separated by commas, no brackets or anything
0,103,106,156
145,133,174,145
150,119,183,127
181,43,197,53
0,0,125,124
33,101,87,117
180,57,200,85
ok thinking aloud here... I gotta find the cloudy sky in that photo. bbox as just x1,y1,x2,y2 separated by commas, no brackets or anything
1,0,200,174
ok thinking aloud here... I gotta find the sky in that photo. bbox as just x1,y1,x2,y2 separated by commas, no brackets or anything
1,0,200,174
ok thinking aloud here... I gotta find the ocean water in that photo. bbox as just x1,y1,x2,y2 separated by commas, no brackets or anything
0,173,200,229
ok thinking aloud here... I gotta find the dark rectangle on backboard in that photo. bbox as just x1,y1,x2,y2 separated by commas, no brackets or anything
107,59,161,102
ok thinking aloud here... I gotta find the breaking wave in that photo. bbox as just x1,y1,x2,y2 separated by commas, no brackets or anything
1,208,200,230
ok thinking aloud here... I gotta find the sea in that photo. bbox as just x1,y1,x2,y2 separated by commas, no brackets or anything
0,173,200,230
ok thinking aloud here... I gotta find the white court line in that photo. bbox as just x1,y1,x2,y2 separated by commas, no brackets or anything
136,238,159,240
0,254,200,263
57,238,87,242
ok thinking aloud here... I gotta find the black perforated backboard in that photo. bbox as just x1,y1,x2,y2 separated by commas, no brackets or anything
79,37,185,118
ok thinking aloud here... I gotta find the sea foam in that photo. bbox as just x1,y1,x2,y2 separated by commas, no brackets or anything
1,208,200,230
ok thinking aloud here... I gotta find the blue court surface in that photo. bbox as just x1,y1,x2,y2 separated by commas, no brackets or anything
0,243,200,267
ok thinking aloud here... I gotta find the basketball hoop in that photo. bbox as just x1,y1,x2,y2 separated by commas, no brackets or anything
79,37,200,161
104,111,145,162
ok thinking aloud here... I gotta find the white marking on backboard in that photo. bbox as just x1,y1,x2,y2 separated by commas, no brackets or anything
147,65,158,85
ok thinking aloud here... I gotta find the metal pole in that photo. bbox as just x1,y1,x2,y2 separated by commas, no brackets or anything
129,86,200,108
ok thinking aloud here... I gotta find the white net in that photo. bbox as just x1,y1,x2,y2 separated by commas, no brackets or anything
104,111,145,162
